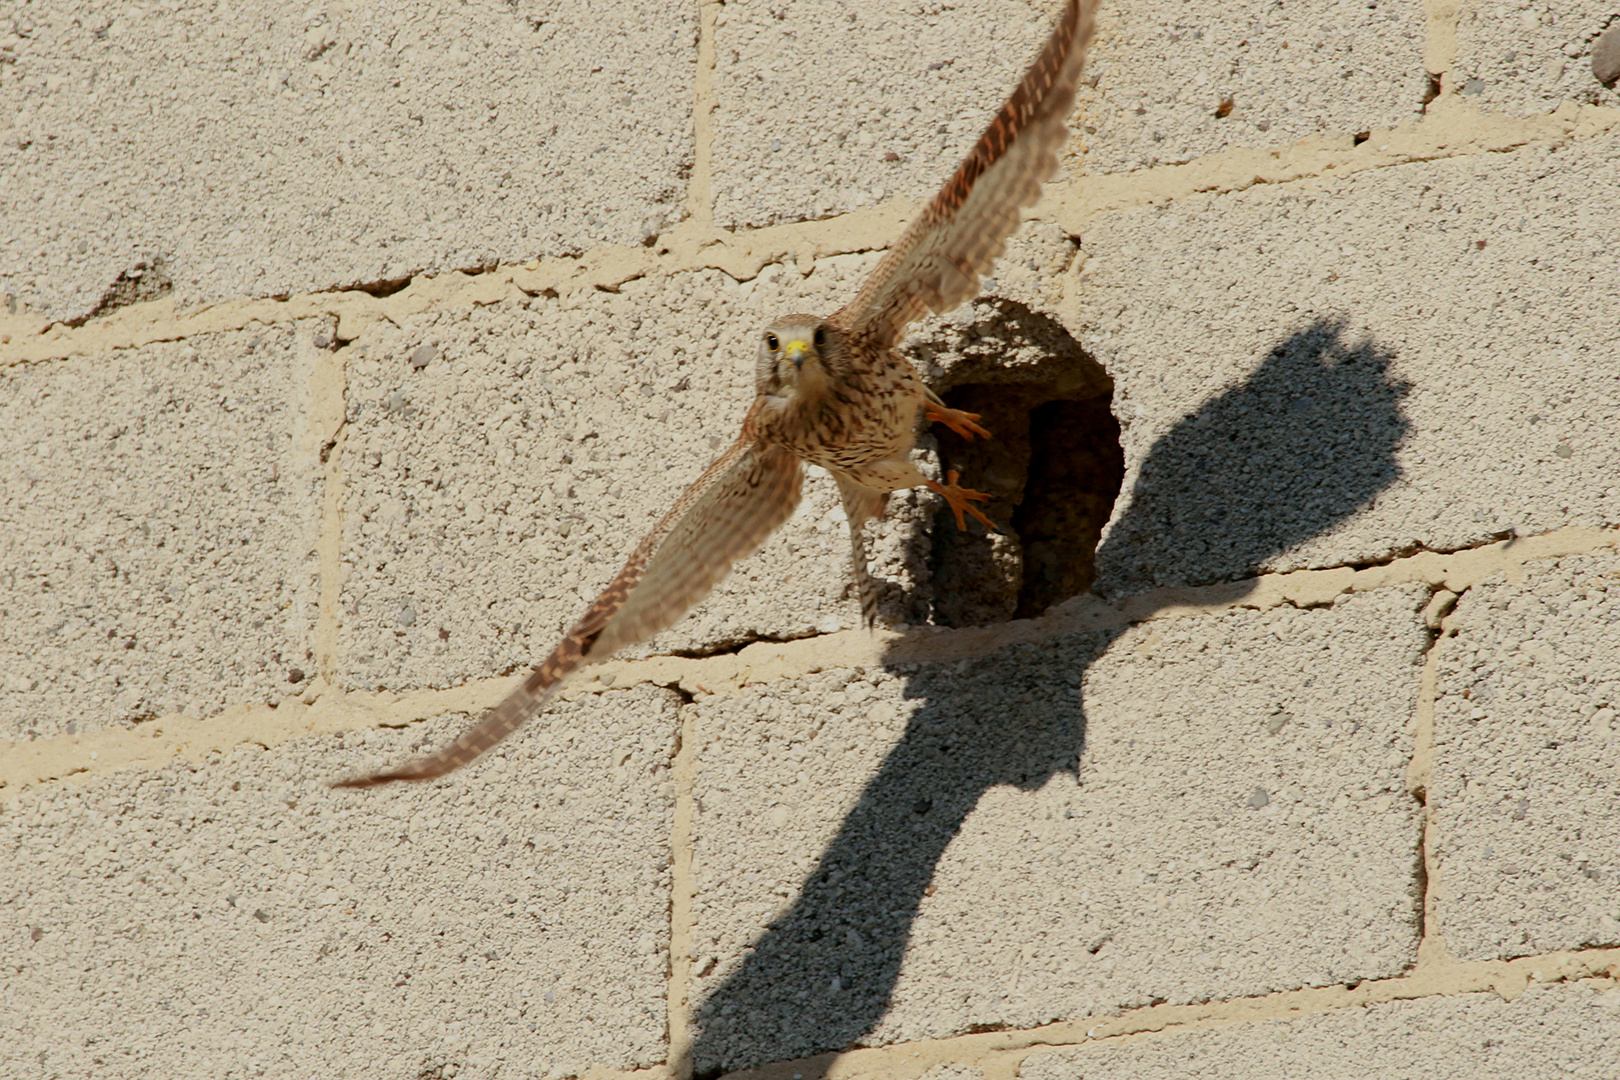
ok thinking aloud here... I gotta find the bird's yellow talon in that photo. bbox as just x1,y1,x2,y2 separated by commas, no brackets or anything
925,402,993,441
927,470,998,532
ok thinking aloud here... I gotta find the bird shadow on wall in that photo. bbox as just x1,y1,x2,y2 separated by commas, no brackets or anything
686,317,1411,1075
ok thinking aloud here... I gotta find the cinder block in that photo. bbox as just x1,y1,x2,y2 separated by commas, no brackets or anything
336,262,948,692
0,684,679,1077
711,0,1425,231
1077,0,1426,173
1452,1,1620,116
0,0,695,321
711,0,1050,230
1430,550,1620,961
1080,134,1620,599
0,324,324,740
685,585,1427,1070
1022,982,1620,1079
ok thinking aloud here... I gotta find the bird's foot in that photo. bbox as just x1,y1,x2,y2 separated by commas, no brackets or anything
927,470,998,532
925,401,992,440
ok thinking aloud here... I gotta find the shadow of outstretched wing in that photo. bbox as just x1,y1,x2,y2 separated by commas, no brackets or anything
686,318,1410,1074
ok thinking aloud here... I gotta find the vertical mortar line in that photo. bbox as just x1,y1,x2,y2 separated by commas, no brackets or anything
310,345,350,686
686,0,721,229
666,10,719,1059
1407,586,1462,969
666,692,700,1079
1423,0,1462,97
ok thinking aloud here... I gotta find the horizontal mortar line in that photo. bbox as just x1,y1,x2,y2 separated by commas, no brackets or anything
587,522,1617,702
704,946,1620,1080
1423,0,1461,84
3,523,1615,798
0,203,909,368
4,103,1617,368
1046,99,1620,236
319,944,1620,1080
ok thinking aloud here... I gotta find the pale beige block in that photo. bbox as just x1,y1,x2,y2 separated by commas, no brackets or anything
1431,550,1620,961
0,0,695,321
0,323,324,739
1079,133,1620,598
1023,981,1620,1079
1076,0,1426,173
685,585,1428,1071
1452,1,1620,116
335,262,948,693
0,684,680,1077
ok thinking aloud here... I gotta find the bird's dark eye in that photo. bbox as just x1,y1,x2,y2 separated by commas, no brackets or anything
765,333,780,351
813,326,827,348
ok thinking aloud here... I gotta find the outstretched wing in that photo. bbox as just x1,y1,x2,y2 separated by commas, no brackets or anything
332,432,803,787
832,0,1098,349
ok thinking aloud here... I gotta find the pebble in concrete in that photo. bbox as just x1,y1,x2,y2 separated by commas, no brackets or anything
1022,981,1620,1079
1430,551,1620,961
0,0,695,321
1079,134,1620,599
0,324,324,740
1452,1,1620,115
0,684,680,1077
1595,26,1620,86
686,585,1428,1071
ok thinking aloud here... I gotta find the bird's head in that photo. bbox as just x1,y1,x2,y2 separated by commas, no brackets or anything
756,314,844,400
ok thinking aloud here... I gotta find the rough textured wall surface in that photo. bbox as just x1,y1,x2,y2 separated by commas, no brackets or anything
4,1,1619,1078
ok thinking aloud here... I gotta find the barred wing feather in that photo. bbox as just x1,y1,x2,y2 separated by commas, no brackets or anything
834,0,1098,349
333,436,803,787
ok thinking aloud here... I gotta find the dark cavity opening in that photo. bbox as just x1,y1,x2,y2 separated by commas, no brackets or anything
1420,72,1442,111
353,275,414,299
65,254,174,327
922,301,1123,627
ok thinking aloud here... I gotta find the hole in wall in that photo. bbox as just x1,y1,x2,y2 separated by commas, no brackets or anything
65,254,173,327
916,299,1123,628
353,275,414,299
1420,72,1441,111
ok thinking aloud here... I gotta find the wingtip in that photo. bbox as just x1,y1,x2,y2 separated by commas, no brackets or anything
328,774,385,790
329,769,431,790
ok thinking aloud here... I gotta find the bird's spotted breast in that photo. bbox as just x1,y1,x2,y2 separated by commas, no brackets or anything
765,350,923,479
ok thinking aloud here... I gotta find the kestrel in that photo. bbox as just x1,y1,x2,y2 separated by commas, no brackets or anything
334,0,1099,787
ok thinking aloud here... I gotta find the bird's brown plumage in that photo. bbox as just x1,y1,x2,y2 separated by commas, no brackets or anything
835,0,1097,349
333,411,802,787
332,0,1098,787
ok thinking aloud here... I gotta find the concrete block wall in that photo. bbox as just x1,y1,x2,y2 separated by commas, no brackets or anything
4,0,1619,1076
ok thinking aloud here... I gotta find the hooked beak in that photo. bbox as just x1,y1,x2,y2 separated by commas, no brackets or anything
782,339,811,368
